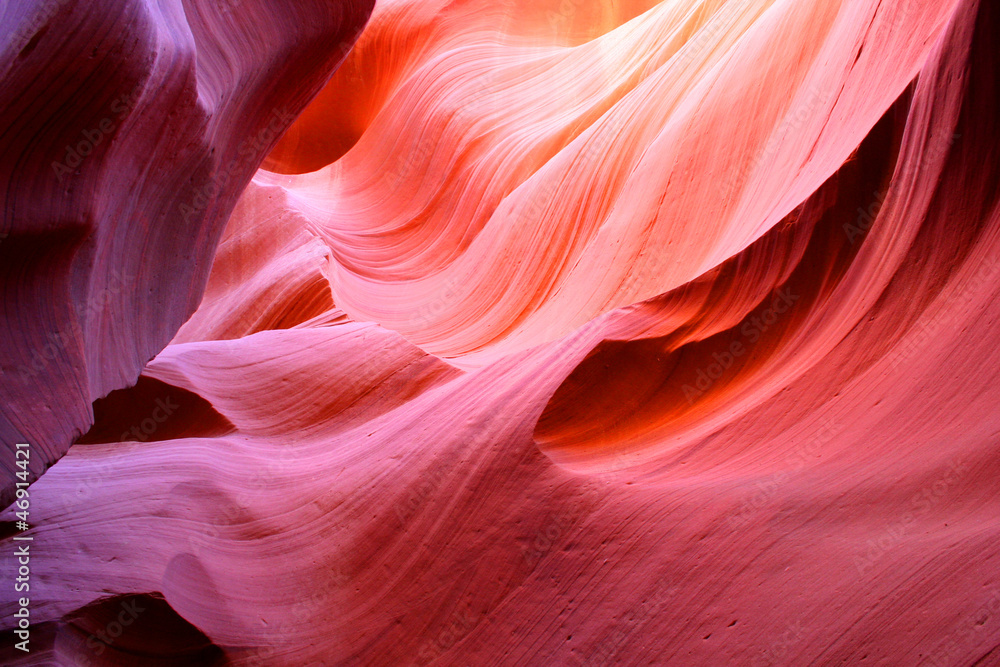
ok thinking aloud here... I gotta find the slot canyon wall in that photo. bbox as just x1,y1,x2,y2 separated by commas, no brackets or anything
2,0,999,664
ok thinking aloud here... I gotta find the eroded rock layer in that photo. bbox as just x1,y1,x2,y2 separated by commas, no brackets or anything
0,0,374,506
3,0,1000,665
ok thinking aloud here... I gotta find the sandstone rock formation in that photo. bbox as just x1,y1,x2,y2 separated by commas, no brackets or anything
0,0,374,506
3,0,999,664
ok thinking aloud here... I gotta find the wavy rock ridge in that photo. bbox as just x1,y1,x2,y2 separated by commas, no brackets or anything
2,0,1000,664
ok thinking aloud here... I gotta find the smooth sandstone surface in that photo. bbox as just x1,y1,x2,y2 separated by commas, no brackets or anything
0,0,374,506
2,0,999,664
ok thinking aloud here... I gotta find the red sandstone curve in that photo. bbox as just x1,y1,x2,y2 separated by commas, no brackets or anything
253,0,962,366
0,0,375,506
3,0,1000,665
263,0,666,175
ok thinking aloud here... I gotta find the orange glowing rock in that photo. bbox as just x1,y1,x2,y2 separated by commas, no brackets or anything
3,0,1000,665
